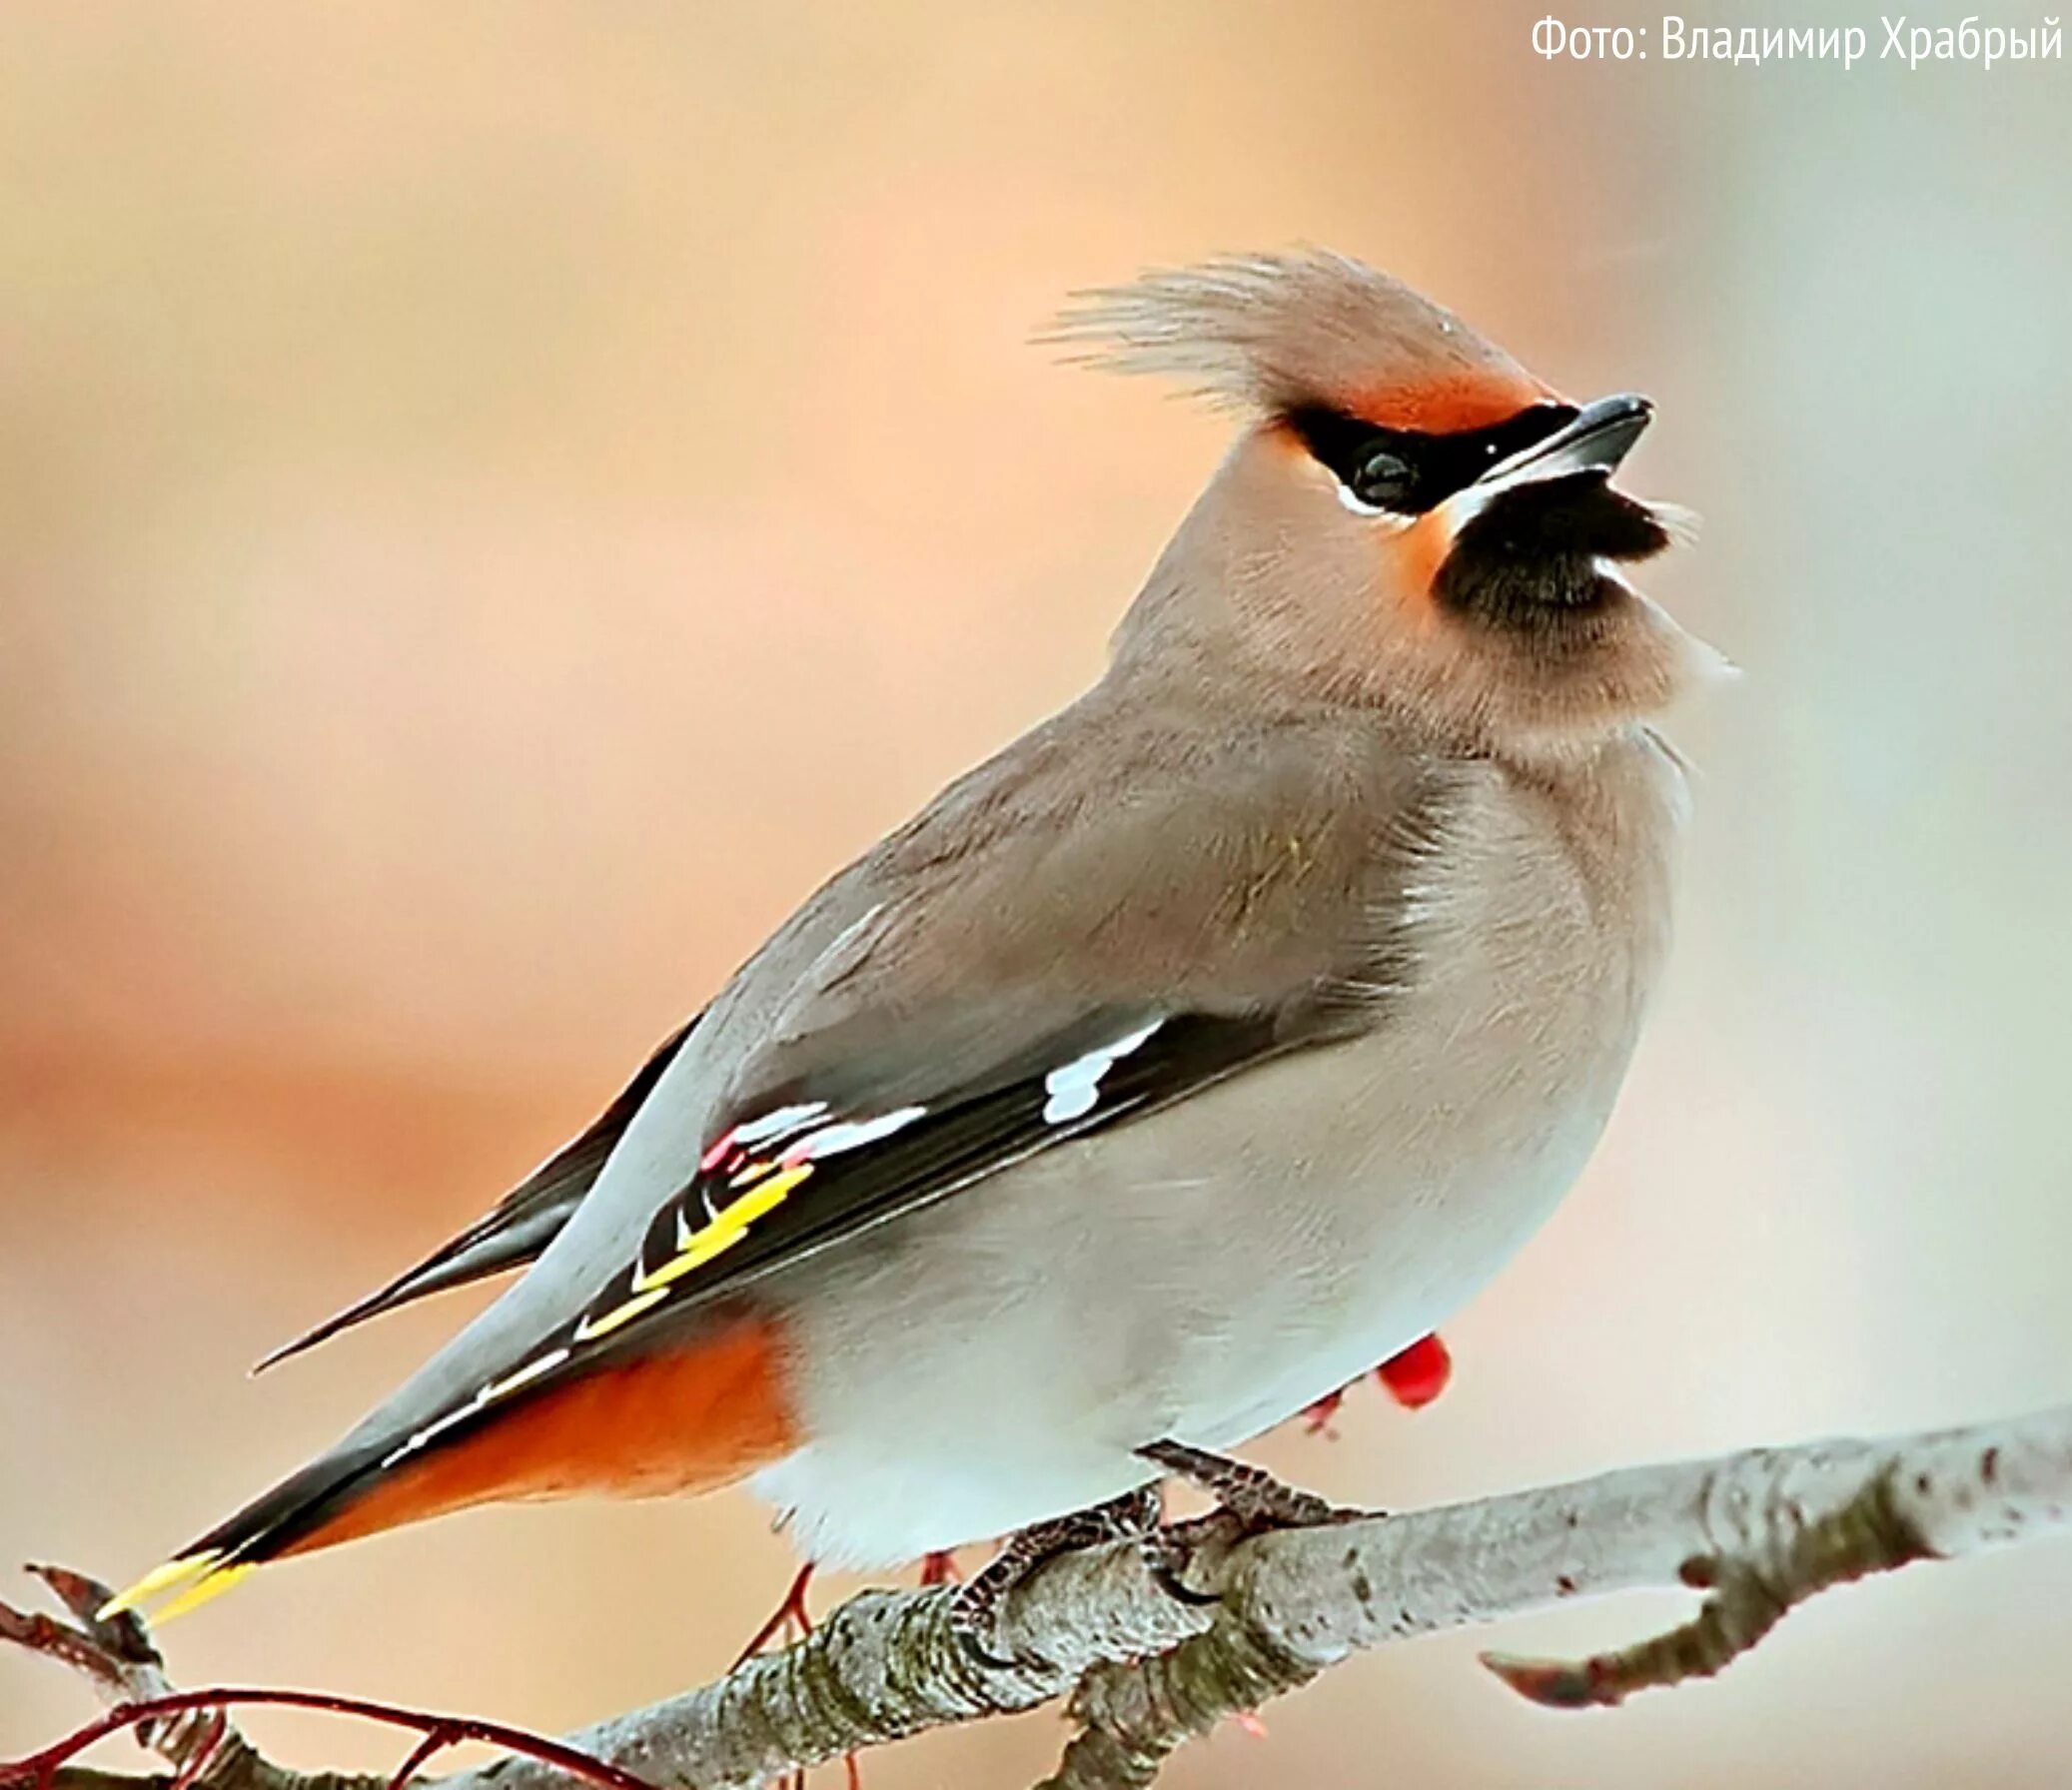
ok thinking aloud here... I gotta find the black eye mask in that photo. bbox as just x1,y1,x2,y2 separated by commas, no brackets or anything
1282,401,1580,513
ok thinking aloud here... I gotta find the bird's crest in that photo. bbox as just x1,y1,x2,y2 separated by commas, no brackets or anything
1046,249,1547,428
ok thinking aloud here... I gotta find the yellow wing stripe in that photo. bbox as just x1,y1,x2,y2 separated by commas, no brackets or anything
711,1164,811,1233
635,1221,743,1291
633,1163,812,1294
572,1285,670,1342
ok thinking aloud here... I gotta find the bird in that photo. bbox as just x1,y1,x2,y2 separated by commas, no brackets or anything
104,249,1722,1645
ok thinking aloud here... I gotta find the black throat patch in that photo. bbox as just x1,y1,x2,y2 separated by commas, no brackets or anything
1432,473,1671,633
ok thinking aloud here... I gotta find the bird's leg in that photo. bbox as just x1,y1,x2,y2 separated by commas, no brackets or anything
948,1483,1163,1666
917,1549,961,1586
730,1561,817,1670
1138,1438,1368,1530
1300,1385,1349,1435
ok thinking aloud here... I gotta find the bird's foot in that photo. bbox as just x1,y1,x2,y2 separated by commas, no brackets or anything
1135,1440,1375,1604
1138,1438,1372,1530
948,1483,1163,1668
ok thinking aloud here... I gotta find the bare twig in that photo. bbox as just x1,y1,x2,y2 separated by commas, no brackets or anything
0,1578,650,1790
0,1689,654,1790
7,1403,2070,1790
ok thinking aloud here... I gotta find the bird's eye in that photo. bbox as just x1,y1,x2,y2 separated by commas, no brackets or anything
1351,448,1417,511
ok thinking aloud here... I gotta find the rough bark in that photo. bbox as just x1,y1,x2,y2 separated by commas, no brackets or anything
7,1403,2068,1790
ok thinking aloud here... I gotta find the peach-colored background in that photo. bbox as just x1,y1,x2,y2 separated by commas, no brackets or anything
6,3,2072,1784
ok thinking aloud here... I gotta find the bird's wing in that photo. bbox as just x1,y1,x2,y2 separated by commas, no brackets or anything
121,705,1455,1602
542,1007,1295,1344
381,703,1451,1433
250,1015,699,1372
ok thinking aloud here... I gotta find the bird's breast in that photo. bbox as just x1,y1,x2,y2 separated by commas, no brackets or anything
753,729,1686,1565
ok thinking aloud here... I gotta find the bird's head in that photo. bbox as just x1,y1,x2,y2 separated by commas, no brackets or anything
1061,252,1723,759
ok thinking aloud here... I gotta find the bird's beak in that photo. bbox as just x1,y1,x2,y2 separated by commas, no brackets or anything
1477,393,1653,491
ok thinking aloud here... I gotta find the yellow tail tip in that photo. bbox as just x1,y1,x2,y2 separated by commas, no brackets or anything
96,1551,226,1621
152,1562,255,1623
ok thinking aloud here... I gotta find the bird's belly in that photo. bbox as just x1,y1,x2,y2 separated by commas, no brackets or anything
750,954,1643,1567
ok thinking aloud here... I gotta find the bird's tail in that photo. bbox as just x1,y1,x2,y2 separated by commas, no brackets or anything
97,1444,389,1621
100,1317,798,1624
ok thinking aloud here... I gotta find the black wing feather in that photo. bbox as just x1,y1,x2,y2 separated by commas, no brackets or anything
251,1014,698,1372
184,1006,1307,1567
621,1008,1290,1315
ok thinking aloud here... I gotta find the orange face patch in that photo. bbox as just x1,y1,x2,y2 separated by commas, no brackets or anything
1388,508,1459,615
1343,368,1555,436
280,1319,799,1556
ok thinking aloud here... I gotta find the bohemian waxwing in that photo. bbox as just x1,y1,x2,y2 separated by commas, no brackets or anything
105,250,1721,1646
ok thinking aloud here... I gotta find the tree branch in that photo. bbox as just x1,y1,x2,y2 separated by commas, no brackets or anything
8,1403,2070,1790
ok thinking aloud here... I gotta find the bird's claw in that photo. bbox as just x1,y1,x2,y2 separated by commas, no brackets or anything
1138,1439,1375,1531
947,1484,1164,1669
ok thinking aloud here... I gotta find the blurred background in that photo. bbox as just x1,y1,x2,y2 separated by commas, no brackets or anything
4,2,2071,1783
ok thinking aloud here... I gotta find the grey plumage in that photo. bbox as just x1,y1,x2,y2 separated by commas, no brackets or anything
114,250,1722,1612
